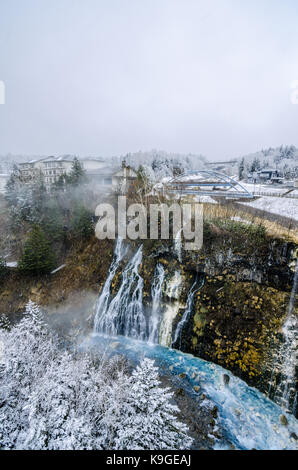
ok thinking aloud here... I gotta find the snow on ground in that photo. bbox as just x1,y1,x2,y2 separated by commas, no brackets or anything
240,196,298,221
6,261,18,268
240,183,291,196
0,340,4,365
194,195,218,204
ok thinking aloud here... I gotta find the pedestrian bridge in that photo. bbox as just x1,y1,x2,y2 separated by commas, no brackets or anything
164,170,254,199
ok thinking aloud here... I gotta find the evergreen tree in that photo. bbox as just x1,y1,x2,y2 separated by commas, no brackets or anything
109,358,193,450
24,300,45,330
172,166,184,177
70,204,93,239
5,165,23,206
238,158,245,180
6,170,47,226
31,172,47,211
0,314,10,331
67,158,87,187
250,157,261,173
24,352,96,450
0,301,58,449
0,305,192,450
18,225,55,275
0,258,8,281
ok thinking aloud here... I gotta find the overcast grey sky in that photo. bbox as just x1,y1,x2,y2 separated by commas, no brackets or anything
0,0,298,160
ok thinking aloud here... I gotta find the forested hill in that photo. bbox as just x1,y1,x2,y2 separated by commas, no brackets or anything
217,145,298,179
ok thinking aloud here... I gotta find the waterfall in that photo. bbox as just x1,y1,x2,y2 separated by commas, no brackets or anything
148,264,165,344
272,258,298,414
94,244,147,340
88,241,298,449
94,241,167,343
93,241,195,349
172,277,204,349
93,238,126,333
159,271,183,347
174,228,183,263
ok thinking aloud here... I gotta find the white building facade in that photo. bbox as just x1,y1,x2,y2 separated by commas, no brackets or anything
18,156,137,192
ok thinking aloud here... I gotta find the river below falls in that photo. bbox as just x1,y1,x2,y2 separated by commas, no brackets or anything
80,333,298,451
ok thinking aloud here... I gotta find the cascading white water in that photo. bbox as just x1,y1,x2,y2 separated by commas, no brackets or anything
93,238,126,333
272,258,298,414
90,242,298,450
148,264,165,344
94,244,147,340
89,242,298,449
172,277,204,349
94,237,203,348
174,228,183,263
94,241,168,343
159,271,183,347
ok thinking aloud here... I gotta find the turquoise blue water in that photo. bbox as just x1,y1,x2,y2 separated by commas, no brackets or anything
82,333,298,451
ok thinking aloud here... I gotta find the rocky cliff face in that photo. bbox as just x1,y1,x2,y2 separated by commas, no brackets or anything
139,222,297,399
0,219,297,409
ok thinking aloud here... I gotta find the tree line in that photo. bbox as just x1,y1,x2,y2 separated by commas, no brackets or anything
2,158,94,275
0,302,192,450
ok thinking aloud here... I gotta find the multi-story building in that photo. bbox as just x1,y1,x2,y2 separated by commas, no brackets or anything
18,156,137,192
18,156,105,190
40,156,81,189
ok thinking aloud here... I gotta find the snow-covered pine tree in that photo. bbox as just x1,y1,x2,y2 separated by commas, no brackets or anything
100,369,132,449
0,303,192,450
250,157,261,173
110,358,193,450
0,301,58,449
24,352,94,450
0,314,10,330
4,164,23,206
24,300,45,329
238,158,245,180
26,351,116,450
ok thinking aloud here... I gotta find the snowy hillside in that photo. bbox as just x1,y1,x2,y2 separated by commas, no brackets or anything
231,145,298,180
120,150,207,180
240,196,298,221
